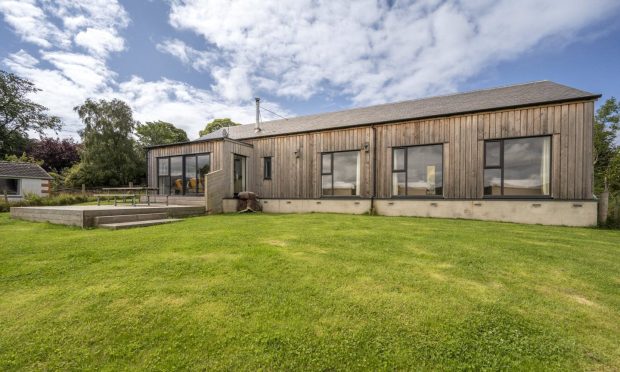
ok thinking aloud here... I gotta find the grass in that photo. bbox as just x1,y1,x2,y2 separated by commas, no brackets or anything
0,212,618,370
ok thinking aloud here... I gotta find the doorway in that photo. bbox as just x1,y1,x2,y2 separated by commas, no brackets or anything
233,154,246,196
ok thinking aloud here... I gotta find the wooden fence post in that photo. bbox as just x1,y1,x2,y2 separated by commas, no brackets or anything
598,189,609,226
82,184,86,195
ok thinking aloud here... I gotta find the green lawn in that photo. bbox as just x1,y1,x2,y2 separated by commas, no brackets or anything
0,213,618,370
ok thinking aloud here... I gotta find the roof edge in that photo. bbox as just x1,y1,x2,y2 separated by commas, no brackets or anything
145,137,223,150
232,94,602,141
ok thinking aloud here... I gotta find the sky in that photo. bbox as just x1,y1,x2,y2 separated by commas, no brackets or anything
1,0,619,141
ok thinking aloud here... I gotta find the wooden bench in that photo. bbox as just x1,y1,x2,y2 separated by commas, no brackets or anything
94,194,137,206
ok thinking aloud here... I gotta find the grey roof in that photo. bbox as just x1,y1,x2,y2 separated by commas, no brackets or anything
0,161,52,179
197,80,599,142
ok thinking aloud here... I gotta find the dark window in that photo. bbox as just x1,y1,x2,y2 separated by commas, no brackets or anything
392,144,443,196
263,157,272,180
233,154,246,195
321,151,360,196
484,136,551,196
157,153,210,196
0,178,19,195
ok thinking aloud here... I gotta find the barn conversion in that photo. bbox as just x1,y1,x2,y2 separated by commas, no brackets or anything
146,81,601,226
0,161,52,201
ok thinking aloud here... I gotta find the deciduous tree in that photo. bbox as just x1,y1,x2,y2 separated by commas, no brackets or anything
72,99,143,186
28,137,80,172
198,118,239,137
136,120,188,147
0,70,61,156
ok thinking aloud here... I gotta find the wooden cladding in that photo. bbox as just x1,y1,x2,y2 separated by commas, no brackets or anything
148,100,595,201
247,127,373,198
375,100,594,199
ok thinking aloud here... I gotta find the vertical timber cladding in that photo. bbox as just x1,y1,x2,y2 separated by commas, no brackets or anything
246,127,373,199
374,100,595,200
146,100,594,201
146,140,223,188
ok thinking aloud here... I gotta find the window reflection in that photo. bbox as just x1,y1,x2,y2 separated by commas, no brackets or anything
392,144,443,196
157,153,210,196
321,151,360,196
483,136,551,196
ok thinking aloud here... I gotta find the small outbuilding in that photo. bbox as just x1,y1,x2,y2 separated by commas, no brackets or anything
0,161,52,201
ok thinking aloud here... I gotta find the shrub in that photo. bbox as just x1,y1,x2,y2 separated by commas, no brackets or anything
0,193,95,212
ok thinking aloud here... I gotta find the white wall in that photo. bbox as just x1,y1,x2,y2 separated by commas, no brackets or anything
1,177,48,201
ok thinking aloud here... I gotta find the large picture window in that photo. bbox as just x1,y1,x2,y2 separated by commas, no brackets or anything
484,136,551,197
392,144,443,196
157,153,210,195
321,151,360,196
0,178,19,195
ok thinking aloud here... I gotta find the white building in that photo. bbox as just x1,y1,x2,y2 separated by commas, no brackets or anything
0,161,52,201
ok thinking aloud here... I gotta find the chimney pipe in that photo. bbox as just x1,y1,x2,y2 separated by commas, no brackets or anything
255,97,261,132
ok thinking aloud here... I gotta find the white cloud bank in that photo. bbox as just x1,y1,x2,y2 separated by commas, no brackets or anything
1,0,618,139
168,0,619,104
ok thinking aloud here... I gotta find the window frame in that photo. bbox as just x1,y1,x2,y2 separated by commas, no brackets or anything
263,156,272,180
156,152,211,196
320,150,361,198
0,178,20,196
483,135,552,199
391,143,444,199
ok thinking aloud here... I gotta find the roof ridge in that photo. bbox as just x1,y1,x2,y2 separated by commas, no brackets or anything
187,80,599,144
238,80,556,127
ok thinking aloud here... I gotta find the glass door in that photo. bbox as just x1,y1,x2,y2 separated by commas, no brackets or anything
170,156,183,195
233,154,246,196
184,156,198,195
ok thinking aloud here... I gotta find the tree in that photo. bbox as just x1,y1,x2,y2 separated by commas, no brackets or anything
4,152,43,166
136,120,188,147
72,98,143,186
27,137,80,172
199,118,239,137
593,97,620,193
0,70,61,157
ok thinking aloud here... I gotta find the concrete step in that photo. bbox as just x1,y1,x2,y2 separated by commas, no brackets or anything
94,213,168,225
98,218,182,230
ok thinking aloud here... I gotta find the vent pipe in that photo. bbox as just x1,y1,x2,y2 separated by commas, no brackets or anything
255,97,261,133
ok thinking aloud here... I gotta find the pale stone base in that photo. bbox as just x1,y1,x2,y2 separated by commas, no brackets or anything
223,198,371,215
374,199,597,227
223,198,598,226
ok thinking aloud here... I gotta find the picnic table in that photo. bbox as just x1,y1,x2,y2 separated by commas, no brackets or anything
95,187,160,206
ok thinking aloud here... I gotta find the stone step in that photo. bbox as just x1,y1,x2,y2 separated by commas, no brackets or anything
98,218,183,230
94,213,168,225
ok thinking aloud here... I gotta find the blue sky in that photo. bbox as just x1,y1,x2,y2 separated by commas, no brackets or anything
1,0,619,140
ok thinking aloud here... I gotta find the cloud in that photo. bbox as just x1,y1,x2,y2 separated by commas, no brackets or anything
2,0,618,141
74,27,125,57
0,0,68,48
3,50,282,139
156,38,217,72
117,77,259,136
0,0,129,54
169,0,620,105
